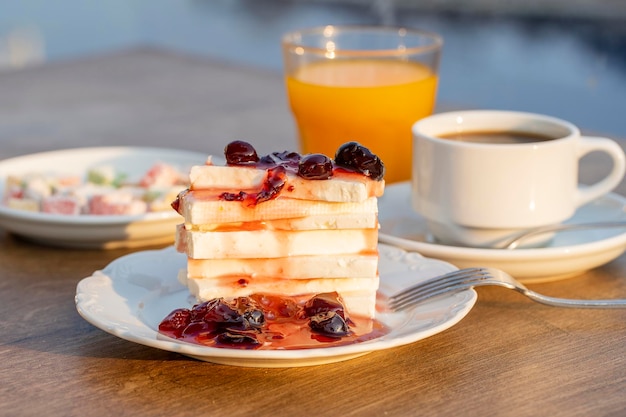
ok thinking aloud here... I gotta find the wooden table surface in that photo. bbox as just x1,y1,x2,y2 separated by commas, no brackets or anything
1,49,625,417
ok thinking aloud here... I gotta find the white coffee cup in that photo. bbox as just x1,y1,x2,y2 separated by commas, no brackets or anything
411,110,626,248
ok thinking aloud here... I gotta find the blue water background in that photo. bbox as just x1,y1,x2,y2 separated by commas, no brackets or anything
1,0,625,137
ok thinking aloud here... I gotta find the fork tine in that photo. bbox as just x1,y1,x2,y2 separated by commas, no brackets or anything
389,281,480,311
388,267,491,311
389,267,486,303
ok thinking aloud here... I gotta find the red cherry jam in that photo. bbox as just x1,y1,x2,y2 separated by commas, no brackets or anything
158,292,388,350
217,141,385,206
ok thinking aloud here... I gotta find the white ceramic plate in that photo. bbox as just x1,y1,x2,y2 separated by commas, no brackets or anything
379,182,626,283
0,147,208,249
75,244,477,368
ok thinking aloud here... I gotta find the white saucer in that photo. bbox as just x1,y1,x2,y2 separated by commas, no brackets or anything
75,244,476,368
379,182,626,283
0,147,208,249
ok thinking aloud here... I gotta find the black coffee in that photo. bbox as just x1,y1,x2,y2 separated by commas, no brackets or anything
438,130,557,144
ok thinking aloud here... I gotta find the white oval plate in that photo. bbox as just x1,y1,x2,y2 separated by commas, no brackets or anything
75,244,477,368
379,182,626,283
0,147,208,249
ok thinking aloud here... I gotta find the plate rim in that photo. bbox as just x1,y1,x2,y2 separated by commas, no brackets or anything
75,244,477,364
0,146,208,225
379,182,626,260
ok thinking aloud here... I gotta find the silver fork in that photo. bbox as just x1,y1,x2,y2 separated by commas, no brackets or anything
388,267,626,311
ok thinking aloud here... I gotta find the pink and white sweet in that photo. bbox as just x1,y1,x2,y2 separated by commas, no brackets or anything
3,162,186,215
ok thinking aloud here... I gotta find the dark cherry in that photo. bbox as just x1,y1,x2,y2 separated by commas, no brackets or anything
158,308,191,338
215,330,261,349
244,309,265,328
309,311,349,337
189,299,220,322
158,292,357,349
259,151,301,172
232,297,266,328
298,154,333,180
202,299,245,327
303,292,346,319
224,140,260,165
182,320,218,337
334,142,385,181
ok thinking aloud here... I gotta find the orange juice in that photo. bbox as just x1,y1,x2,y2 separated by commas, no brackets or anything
286,59,438,183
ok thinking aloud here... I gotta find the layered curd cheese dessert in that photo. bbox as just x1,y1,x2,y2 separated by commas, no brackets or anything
159,141,387,349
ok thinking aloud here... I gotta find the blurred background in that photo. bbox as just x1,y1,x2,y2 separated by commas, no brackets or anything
1,0,625,137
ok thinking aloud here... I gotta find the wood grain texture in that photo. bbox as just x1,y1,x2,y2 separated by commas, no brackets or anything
1,49,625,417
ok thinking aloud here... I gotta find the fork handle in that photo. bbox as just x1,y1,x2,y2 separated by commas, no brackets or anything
523,289,626,308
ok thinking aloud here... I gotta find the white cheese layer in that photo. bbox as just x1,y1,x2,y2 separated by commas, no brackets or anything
176,224,378,259
189,164,384,203
180,193,378,224
181,273,378,295
186,253,379,279
186,212,378,232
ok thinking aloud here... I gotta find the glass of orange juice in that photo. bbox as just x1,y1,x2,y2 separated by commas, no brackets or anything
282,25,442,183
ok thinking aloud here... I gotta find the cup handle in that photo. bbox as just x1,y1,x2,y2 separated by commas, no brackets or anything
576,136,626,207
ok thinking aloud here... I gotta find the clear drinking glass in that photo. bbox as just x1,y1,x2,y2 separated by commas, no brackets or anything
282,25,442,183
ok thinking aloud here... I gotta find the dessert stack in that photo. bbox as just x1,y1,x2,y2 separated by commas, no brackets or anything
173,141,385,319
